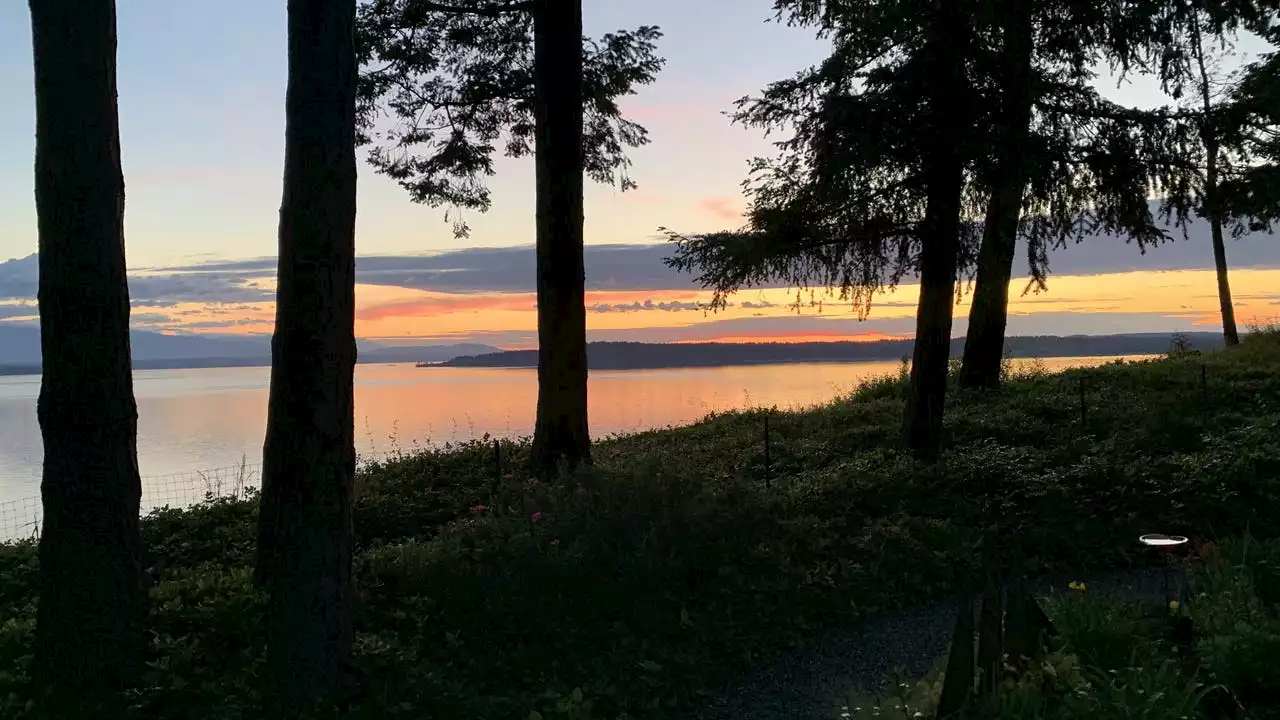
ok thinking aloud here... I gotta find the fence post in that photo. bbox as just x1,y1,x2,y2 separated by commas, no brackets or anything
1078,375,1087,427
763,412,772,489
492,439,502,497
1201,363,1208,407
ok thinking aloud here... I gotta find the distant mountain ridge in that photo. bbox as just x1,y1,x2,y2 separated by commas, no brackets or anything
432,334,1223,370
0,325,497,375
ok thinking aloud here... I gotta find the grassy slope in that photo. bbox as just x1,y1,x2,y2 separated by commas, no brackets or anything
4,335,1280,718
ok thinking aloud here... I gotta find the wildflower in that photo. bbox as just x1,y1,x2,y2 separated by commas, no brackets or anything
471,504,488,513
472,548,482,555
527,477,538,486
1068,581,1086,592
1168,599,1180,614
550,538,560,546
502,473,513,480
531,511,543,522
612,449,622,458
576,486,588,498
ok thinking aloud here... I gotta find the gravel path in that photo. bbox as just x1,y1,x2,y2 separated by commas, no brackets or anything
679,565,1174,720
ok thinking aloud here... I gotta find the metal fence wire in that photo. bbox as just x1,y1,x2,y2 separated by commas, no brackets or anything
0,452,400,543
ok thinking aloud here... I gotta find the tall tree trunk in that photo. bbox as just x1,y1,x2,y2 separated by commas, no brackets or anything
30,0,144,708
1191,12,1239,346
254,0,358,707
529,0,591,475
904,0,969,458
958,3,1035,389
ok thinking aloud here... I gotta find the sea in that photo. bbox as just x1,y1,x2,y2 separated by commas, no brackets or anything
0,356,1145,523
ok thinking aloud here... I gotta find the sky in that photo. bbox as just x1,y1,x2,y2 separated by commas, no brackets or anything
0,1,1277,349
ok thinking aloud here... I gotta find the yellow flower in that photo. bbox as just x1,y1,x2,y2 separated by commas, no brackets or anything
1068,581,1086,592
1168,600,1180,614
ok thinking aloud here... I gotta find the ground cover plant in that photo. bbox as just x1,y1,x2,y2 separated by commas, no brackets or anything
835,535,1280,719
3,333,1280,718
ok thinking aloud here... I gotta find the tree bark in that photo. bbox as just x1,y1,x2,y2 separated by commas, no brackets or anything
904,0,969,458
958,3,1035,389
254,0,359,708
529,0,591,475
30,0,144,707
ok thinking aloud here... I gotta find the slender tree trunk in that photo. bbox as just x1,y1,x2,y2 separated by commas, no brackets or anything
958,4,1035,388
254,0,358,707
30,0,144,708
1209,201,1239,345
530,0,591,475
1191,13,1239,346
1205,139,1239,346
905,0,969,458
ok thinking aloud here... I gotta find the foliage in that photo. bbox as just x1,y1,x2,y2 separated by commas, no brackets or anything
1221,23,1280,228
659,0,1234,311
1043,589,1164,672
354,0,664,235
5,336,1280,717
841,533,1280,720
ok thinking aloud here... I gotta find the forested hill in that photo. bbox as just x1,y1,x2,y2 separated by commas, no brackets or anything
430,333,1223,370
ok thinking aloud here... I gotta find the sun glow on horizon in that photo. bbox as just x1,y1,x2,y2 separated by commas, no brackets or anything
100,268,1280,347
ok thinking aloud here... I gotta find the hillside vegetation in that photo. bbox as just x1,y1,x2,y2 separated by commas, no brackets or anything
4,334,1280,719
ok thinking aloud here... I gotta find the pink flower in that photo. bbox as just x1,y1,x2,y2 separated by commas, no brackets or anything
612,450,622,458
527,477,538,486
502,473,513,480
577,486,588,498
471,505,488,513
550,538,560,546
732,463,740,473
472,548,482,555
531,511,543,522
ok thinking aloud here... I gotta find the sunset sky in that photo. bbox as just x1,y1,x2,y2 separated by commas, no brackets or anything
0,0,1276,349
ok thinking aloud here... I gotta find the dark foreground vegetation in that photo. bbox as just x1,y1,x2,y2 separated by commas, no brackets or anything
4,334,1280,718
843,535,1280,719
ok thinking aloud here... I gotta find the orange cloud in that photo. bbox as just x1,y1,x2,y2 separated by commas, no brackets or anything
675,330,910,344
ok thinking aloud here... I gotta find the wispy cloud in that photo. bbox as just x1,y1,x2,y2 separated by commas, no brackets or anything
696,195,745,224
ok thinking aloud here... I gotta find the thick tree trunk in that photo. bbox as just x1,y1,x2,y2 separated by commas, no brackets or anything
254,0,358,708
529,0,591,475
958,4,1035,389
30,0,144,707
904,0,968,458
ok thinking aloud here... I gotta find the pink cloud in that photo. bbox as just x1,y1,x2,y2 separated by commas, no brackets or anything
697,196,745,223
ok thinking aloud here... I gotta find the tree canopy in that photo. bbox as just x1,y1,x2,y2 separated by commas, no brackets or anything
355,0,663,234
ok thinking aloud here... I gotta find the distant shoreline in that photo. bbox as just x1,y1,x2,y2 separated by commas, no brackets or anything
0,333,1218,377
423,333,1220,371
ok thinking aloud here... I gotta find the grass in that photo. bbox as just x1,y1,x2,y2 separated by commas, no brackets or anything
3,333,1280,718
838,535,1280,720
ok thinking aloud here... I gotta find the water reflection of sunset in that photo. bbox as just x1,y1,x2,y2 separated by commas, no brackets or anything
0,355,1150,504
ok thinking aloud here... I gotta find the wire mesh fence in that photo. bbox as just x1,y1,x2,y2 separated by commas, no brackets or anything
0,451,402,543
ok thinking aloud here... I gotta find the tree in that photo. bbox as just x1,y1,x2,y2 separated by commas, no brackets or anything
355,0,663,473
1222,22,1280,225
530,0,589,471
667,0,984,456
956,0,1036,389
903,0,975,456
254,0,359,707
1126,2,1277,347
29,0,145,707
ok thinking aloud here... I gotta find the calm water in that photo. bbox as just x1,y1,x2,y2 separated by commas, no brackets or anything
0,356,1141,508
